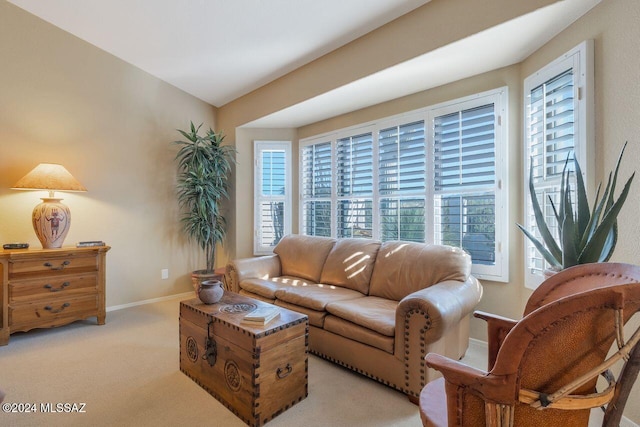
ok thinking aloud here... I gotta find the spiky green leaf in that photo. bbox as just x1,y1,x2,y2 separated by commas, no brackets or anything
526,159,562,263
579,172,634,263
516,223,562,268
573,156,590,240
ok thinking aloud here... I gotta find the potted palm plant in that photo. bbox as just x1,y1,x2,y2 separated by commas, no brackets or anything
517,142,634,272
174,122,235,290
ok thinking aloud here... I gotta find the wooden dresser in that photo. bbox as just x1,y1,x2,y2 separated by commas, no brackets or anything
0,246,110,345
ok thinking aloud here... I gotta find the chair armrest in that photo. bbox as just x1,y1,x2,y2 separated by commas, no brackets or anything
225,255,281,293
425,352,488,383
474,311,518,370
425,353,516,404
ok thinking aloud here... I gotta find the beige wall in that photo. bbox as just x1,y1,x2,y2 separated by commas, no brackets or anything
0,2,216,307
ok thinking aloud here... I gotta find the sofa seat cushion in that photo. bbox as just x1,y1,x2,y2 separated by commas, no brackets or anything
323,315,394,353
275,300,327,328
325,296,397,337
320,238,381,294
239,276,313,299
274,234,336,282
275,284,365,311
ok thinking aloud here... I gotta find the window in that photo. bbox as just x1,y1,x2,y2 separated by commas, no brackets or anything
300,88,508,281
301,140,332,237
523,41,594,289
431,100,504,279
254,141,292,254
379,120,426,242
337,132,373,238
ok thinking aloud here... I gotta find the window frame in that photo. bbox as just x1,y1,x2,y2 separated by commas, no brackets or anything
522,40,594,289
299,87,509,282
428,90,509,281
253,140,292,255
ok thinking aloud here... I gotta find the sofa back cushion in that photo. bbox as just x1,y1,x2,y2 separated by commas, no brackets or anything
369,241,471,301
320,238,381,294
274,234,336,282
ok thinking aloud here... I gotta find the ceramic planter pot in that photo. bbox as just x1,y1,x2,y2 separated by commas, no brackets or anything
191,269,224,293
197,280,224,304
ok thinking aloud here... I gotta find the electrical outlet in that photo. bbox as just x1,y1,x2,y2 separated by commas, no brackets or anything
161,269,169,280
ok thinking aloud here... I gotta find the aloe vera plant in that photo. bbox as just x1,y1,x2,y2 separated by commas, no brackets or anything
517,142,635,269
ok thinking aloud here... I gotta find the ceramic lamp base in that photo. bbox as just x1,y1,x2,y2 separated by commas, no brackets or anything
32,198,71,249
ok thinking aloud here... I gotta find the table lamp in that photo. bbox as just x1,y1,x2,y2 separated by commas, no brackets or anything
12,163,87,249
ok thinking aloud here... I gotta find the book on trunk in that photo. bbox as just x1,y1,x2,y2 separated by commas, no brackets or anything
241,306,280,325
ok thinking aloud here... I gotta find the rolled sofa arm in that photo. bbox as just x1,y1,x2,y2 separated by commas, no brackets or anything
395,276,483,396
225,255,282,293
396,276,483,350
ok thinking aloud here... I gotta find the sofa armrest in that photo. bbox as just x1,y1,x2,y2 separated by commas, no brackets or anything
395,275,482,397
473,311,518,370
396,276,483,352
225,255,281,293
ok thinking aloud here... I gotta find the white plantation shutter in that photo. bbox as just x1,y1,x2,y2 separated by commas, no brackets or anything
526,70,576,278
254,141,291,255
433,103,497,267
299,87,508,281
337,132,373,238
301,141,332,236
523,41,593,289
434,105,496,190
378,121,426,242
530,70,576,180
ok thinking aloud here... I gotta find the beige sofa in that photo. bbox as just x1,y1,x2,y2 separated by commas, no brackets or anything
226,234,482,399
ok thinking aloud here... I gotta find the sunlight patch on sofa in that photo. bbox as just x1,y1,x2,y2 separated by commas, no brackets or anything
343,253,371,279
385,243,408,257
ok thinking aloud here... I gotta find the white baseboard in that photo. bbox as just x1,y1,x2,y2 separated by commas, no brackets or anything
468,337,488,350
106,291,193,312
466,338,638,427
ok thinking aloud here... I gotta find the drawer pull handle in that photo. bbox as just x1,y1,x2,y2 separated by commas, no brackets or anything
276,363,292,379
44,282,70,292
44,260,71,270
44,302,70,314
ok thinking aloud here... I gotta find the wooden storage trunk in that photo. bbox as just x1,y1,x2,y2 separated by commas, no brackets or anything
180,294,308,426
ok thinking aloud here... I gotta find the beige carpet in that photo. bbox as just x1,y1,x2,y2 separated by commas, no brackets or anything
0,295,423,427
0,295,613,427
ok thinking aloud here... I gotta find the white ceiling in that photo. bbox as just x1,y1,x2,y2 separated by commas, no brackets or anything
9,0,600,129
8,0,431,107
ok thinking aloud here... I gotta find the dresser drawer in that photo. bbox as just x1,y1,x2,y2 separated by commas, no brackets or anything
9,253,98,275
9,273,98,303
9,294,99,332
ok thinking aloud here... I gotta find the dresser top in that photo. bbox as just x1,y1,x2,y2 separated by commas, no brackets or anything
0,245,111,259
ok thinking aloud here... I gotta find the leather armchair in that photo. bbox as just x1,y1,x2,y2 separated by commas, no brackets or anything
419,263,640,427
